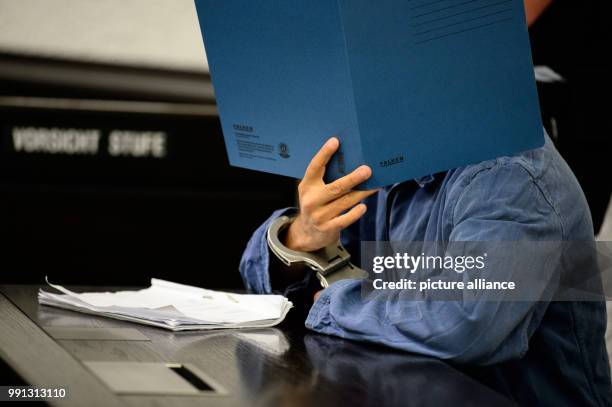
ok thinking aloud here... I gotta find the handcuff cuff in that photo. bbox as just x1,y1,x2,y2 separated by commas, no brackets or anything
267,215,368,288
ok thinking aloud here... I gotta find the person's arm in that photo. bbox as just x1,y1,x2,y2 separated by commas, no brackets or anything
239,137,377,295
306,162,563,365
239,207,299,294
524,0,553,27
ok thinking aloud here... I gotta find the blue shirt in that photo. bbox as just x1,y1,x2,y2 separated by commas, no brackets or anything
239,135,612,406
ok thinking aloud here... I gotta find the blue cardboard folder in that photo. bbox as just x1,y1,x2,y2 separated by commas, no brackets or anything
194,0,543,189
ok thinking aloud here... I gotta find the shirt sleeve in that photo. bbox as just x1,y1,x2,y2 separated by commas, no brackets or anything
238,208,296,294
305,162,564,365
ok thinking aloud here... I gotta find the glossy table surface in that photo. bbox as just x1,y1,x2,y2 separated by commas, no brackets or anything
0,285,514,406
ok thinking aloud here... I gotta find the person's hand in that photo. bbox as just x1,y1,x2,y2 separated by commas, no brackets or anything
524,0,553,26
284,137,378,252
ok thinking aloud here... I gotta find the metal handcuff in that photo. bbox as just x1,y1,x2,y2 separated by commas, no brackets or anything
267,215,368,288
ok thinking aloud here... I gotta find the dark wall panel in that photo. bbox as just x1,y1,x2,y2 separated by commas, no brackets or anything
0,57,296,288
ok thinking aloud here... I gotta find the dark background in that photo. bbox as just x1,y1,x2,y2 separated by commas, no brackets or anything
529,0,612,230
0,53,296,288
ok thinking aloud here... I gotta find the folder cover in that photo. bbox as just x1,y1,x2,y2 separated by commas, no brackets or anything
194,0,543,189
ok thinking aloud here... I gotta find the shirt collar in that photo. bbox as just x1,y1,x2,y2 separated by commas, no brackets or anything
388,174,435,191
415,174,435,188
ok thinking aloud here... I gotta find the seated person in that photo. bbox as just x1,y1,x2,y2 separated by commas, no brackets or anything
239,134,612,406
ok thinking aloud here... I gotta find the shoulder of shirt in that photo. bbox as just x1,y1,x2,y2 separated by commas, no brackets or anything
445,134,569,237
448,135,554,193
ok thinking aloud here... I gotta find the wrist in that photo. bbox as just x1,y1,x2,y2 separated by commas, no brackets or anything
283,217,310,252
267,215,368,288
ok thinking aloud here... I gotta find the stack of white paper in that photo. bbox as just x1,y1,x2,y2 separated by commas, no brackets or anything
38,278,293,331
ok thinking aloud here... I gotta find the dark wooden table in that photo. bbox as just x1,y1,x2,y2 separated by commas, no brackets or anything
0,285,514,406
